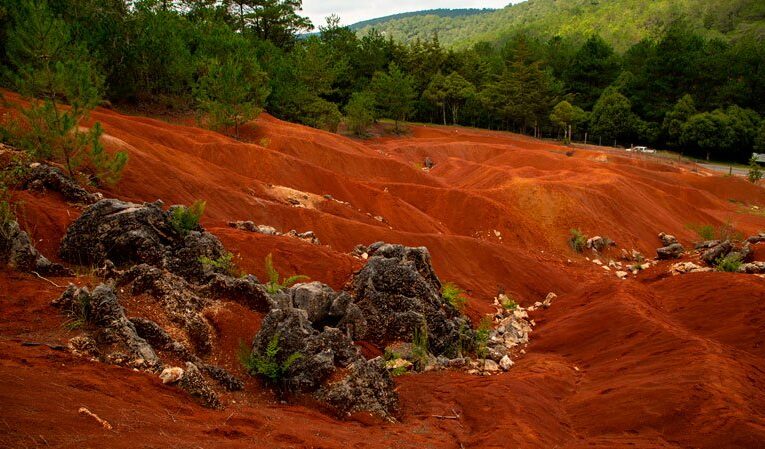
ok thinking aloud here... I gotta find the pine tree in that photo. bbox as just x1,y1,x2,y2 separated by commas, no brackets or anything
370,63,416,133
195,55,269,139
2,0,127,184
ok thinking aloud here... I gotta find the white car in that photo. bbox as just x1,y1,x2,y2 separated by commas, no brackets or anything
630,146,656,154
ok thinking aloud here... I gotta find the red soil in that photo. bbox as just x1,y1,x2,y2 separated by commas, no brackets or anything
2,91,765,448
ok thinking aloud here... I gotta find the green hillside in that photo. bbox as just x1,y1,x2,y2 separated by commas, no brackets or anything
348,8,495,31
355,0,765,50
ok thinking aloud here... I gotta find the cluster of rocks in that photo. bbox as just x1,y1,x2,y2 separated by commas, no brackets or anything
228,221,320,245
586,235,616,252
53,199,497,418
656,233,685,260
660,230,765,275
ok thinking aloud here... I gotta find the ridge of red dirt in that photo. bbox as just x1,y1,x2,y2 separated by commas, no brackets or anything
2,90,765,448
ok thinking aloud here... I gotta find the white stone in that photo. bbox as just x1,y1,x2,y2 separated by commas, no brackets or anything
159,366,184,384
499,355,514,371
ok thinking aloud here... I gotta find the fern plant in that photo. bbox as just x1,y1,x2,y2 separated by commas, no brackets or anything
475,316,492,361
239,334,302,393
716,253,743,272
264,253,309,294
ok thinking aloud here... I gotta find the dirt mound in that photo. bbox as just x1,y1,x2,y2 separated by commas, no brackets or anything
1,91,764,448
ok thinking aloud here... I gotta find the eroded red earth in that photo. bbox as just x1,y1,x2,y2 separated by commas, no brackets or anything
2,91,765,448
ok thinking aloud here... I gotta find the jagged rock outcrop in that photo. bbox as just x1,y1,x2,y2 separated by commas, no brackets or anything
700,240,733,265
586,236,615,252
0,219,71,275
747,232,765,244
115,264,214,355
53,284,160,368
250,307,397,418
347,243,473,356
22,163,102,204
60,199,225,282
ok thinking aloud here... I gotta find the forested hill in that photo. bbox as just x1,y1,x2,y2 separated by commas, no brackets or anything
348,9,495,31
354,0,765,50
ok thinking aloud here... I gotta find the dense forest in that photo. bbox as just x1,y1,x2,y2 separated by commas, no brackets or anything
1,0,764,173
354,0,765,51
349,8,495,31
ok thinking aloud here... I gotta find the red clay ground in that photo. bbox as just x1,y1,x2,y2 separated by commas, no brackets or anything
2,91,765,448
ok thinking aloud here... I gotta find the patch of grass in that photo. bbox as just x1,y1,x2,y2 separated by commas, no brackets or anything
441,282,468,311
686,221,744,242
239,334,302,386
170,200,206,235
199,252,239,277
568,228,587,253
716,253,743,272
390,365,408,377
63,292,93,330
264,253,309,294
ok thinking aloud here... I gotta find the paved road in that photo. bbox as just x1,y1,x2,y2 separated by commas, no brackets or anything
698,163,749,177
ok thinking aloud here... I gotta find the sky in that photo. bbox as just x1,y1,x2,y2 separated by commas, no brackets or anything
301,1,513,27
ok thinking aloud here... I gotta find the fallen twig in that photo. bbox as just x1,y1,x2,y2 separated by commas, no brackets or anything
31,271,64,288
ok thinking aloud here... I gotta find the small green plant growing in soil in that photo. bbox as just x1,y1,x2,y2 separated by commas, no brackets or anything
441,282,469,311
239,334,302,389
411,322,430,371
264,253,309,294
171,200,206,235
501,296,519,311
199,252,239,277
716,253,743,272
569,228,587,253
686,221,743,242
63,292,93,330
475,316,493,362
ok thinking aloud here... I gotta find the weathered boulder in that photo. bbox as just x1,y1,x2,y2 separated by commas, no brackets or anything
424,157,435,169
22,163,101,204
0,219,72,275
658,233,678,246
586,236,615,252
700,241,733,265
739,261,765,274
347,243,473,356
747,233,765,244
60,199,225,282
657,243,684,260
201,274,271,312
251,307,398,418
695,240,721,250
53,284,160,368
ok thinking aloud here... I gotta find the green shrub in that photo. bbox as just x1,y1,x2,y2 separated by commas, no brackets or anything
170,200,206,235
441,282,468,311
686,221,743,242
569,228,587,253
748,155,763,183
264,253,309,294
198,252,239,277
716,253,743,272
239,334,302,389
